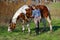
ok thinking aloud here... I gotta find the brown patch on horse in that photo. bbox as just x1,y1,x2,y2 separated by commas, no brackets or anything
36,5,51,19
17,13,28,22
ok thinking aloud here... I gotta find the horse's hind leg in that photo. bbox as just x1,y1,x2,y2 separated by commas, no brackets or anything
42,18,46,31
46,16,52,32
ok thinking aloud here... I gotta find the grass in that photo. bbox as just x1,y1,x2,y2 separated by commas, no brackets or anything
0,18,60,40
0,2,60,40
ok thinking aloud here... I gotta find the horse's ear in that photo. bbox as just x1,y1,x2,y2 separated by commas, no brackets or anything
25,9,28,11
28,5,31,7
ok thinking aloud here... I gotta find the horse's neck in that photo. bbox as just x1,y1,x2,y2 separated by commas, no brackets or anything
11,5,29,23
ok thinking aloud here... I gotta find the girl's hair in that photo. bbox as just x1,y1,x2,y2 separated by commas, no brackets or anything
32,5,39,9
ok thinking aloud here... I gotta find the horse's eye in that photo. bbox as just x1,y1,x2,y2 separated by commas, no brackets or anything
25,9,28,11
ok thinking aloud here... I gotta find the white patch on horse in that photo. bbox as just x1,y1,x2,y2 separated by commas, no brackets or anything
12,5,29,23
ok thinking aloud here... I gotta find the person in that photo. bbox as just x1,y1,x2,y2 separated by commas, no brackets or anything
32,5,41,34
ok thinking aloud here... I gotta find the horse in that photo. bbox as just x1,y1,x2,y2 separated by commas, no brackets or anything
8,5,52,33
8,5,32,33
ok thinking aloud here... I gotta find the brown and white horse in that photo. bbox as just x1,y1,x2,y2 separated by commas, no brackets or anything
8,5,32,33
8,5,52,33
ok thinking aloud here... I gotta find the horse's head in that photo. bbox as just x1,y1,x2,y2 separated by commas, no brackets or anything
8,19,16,32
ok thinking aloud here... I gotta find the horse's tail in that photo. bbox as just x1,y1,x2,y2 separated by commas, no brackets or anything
47,6,51,20
46,6,51,20
48,11,51,20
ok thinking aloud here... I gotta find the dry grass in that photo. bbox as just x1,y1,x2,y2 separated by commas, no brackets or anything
47,2,60,19
0,1,25,23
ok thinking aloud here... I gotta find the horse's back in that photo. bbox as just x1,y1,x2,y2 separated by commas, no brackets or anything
37,5,51,19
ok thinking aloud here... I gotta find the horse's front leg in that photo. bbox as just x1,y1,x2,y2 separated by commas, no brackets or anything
22,20,25,32
27,23,30,33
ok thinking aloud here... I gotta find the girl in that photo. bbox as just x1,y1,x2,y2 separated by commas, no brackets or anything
32,5,41,34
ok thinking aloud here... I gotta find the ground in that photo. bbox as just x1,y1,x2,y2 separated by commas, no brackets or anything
0,2,60,40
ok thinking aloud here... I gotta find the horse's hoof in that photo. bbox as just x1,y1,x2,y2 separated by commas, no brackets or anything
50,30,53,32
35,31,41,35
8,30,12,32
8,29,12,32
22,30,25,33
50,30,53,33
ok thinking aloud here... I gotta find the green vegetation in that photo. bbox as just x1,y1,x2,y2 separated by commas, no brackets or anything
0,2,60,40
0,17,60,40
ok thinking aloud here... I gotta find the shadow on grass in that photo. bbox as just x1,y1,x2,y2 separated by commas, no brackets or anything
53,26,60,31
13,29,21,32
30,25,60,33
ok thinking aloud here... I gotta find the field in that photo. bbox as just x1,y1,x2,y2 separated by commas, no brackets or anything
0,2,60,40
